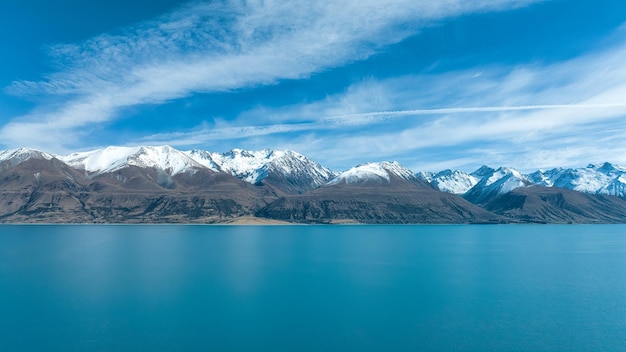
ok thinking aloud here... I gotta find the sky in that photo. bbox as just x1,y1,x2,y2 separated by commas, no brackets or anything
2,0,626,172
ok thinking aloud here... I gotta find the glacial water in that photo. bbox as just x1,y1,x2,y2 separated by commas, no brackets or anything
1,224,625,351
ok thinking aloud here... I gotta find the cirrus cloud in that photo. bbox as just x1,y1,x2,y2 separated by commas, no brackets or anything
1,0,543,152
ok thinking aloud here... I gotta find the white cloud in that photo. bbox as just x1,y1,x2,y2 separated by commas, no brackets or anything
136,34,626,171
1,0,542,152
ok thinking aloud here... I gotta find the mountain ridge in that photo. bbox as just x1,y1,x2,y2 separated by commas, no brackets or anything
2,145,626,223
6,145,625,197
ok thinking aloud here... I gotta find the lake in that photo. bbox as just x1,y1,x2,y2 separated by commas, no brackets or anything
1,225,625,351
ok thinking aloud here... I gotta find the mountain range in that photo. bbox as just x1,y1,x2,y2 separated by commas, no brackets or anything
2,146,626,224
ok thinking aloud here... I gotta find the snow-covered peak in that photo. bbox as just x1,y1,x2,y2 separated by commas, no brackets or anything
426,169,480,194
204,149,279,181
531,162,626,197
587,162,626,173
415,171,434,182
527,168,560,186
483,167,527,189
184,149,222,172
464,166,531,203
328,161,416,185
257,150,337,188
188,148,336,188
0,148,54,165
60,146,203,176
471,165,495,178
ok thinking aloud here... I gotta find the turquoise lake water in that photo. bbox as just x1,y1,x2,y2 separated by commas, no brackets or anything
1,225,625,351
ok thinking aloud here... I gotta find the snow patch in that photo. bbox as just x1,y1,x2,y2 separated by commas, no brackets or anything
328,161,414,185
0,148,53,164
60,146,202,176
423,169,479,194
187,148,336,186
532,162,626,197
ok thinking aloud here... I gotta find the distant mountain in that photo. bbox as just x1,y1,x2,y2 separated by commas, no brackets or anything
528,162,626,198
414,162,626,223
183,149,222,172
0,146,278,223
328,161,420,185
470,165,496,179
61,145,204,177
463,167,532,204
417,169,479,194
258,161,499,224
423,163,626,202
0,148,54,172
186,148,336,194
1,145,626,223
482,185,626,224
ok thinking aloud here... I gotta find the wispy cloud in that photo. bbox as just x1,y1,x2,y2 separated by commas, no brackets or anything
1,0,542,152
138,33,626,171
10,0,623,173
139,103,626,145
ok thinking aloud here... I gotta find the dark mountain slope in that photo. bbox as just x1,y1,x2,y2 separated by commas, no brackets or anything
483,186,626,223
257,174,501,224
0,157,87,222
79,168,280,223
0,159,279,223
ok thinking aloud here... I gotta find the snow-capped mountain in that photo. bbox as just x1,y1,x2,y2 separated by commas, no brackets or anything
529,162,626,198
0,148,53,164
328,161,417,185
4,145,626,224
200,149,279,182
464,167,531,204
59,146,205,177
186,148,336,193
415,171,434,182
251,150,337,193
418,165,498,196
184,149,222,172
417,169,479,194
0,148,55,172
420,162,626,201
5,144,626,201
470,165,496,179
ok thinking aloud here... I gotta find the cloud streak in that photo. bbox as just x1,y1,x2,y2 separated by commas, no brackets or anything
324,103,626,122
1,0,542,152
8,0,625,173
140,102,626,144
137,33,626,171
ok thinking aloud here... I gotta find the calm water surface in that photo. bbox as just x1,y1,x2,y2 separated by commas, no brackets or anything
1,225,625,351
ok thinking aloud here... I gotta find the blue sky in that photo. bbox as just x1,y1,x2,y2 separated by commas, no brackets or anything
2,0,626,172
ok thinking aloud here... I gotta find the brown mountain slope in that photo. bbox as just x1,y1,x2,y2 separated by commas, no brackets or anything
257,175,502,224
0,157,87,222
78,168,280,223
0,159,279,223
483,185,626,223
